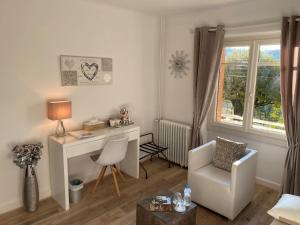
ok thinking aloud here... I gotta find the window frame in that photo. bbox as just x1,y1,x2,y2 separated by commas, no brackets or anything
209,36,286,140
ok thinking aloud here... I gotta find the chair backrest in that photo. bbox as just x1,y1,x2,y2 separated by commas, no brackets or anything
97,137,129,166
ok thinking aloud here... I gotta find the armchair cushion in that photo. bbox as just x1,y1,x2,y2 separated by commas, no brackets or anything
193,164,231,189
213,137,247,172
189,164,232,218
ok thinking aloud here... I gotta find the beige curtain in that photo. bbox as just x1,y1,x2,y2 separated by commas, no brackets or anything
191,25,225,148
281,16,300,195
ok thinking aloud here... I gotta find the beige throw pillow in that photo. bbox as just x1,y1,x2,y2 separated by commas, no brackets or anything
212,137,247,172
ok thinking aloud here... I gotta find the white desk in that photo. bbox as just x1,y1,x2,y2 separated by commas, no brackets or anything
48,125,140,210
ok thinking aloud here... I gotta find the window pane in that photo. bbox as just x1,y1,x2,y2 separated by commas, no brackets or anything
216,46,250,126
252,44,284,132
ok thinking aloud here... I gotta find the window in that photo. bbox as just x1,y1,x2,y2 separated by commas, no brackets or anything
215,39,285,135
216,45,250,126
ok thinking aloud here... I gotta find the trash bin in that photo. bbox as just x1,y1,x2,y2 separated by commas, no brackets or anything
69,179,84,203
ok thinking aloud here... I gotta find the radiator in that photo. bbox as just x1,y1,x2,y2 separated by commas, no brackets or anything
155,119,191,167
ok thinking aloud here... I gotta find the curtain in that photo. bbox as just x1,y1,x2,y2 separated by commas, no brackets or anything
281,16,300,195
191,25,225,148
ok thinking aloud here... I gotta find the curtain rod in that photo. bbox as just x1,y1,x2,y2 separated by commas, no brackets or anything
207,18,300,32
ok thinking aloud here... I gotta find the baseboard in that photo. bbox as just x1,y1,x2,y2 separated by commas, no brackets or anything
0,174,280,214
256,176,281,191
0,187,51,215
0,171,109,215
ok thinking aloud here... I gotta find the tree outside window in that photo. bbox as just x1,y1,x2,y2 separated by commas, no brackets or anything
215,41,284,134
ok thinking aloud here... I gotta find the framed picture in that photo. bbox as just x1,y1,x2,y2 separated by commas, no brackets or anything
60,55,113,86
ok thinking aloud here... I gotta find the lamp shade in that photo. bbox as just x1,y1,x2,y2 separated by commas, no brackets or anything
47,100,72,120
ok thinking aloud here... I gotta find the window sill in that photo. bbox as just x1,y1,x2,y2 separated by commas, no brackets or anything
208,122,287,148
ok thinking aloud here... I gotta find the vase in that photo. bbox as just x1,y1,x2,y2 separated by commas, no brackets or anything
23,165,39,212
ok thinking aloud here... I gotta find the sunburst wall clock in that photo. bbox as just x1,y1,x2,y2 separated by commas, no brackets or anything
168,50,190,78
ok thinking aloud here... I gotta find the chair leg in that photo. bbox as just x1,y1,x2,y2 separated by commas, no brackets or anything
92,166,107,194
114,164,125,181
110,166,120,197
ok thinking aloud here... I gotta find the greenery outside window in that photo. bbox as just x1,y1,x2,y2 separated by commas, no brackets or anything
214,38,285,136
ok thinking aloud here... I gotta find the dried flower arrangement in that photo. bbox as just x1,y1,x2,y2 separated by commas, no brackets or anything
12,143,43,169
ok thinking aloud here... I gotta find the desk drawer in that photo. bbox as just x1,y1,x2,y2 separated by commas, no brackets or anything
66,139,106,158
100,130,139,142
124,130,139,141
65,130,139,159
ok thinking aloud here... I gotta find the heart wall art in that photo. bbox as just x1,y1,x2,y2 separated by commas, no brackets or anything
60,55,113,86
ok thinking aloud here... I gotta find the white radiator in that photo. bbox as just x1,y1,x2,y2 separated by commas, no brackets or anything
155,119,191,167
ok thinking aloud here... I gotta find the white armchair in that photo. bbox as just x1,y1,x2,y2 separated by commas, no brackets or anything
188,140,257,220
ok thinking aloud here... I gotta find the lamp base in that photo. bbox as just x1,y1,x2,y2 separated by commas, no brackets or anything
56,120,66,137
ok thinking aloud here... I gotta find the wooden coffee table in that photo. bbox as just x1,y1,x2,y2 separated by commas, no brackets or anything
136,191,197,225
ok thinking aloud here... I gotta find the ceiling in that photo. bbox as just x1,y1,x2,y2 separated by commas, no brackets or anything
91,0,250,14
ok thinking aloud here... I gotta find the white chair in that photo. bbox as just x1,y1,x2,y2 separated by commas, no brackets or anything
188,140,257,220
90,137,129,196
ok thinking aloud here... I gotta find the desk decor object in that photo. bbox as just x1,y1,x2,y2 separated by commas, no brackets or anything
109,119,122,128
12,143,43,212
120,107,134,126
108,107,134,128
69,130,95,139
47,100,72,137
120,107,130,125
83,119,105,131
60,55,113,86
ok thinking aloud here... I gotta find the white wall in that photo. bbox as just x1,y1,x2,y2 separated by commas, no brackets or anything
162,0,300,188
0,0,159,213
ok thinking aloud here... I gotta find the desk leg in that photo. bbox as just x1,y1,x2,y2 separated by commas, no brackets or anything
120,139,139,179
48,139,70,210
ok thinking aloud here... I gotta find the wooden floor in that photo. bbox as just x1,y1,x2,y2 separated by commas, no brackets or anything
0,159,278,225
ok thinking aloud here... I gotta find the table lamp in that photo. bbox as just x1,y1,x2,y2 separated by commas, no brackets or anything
47,100,72,137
